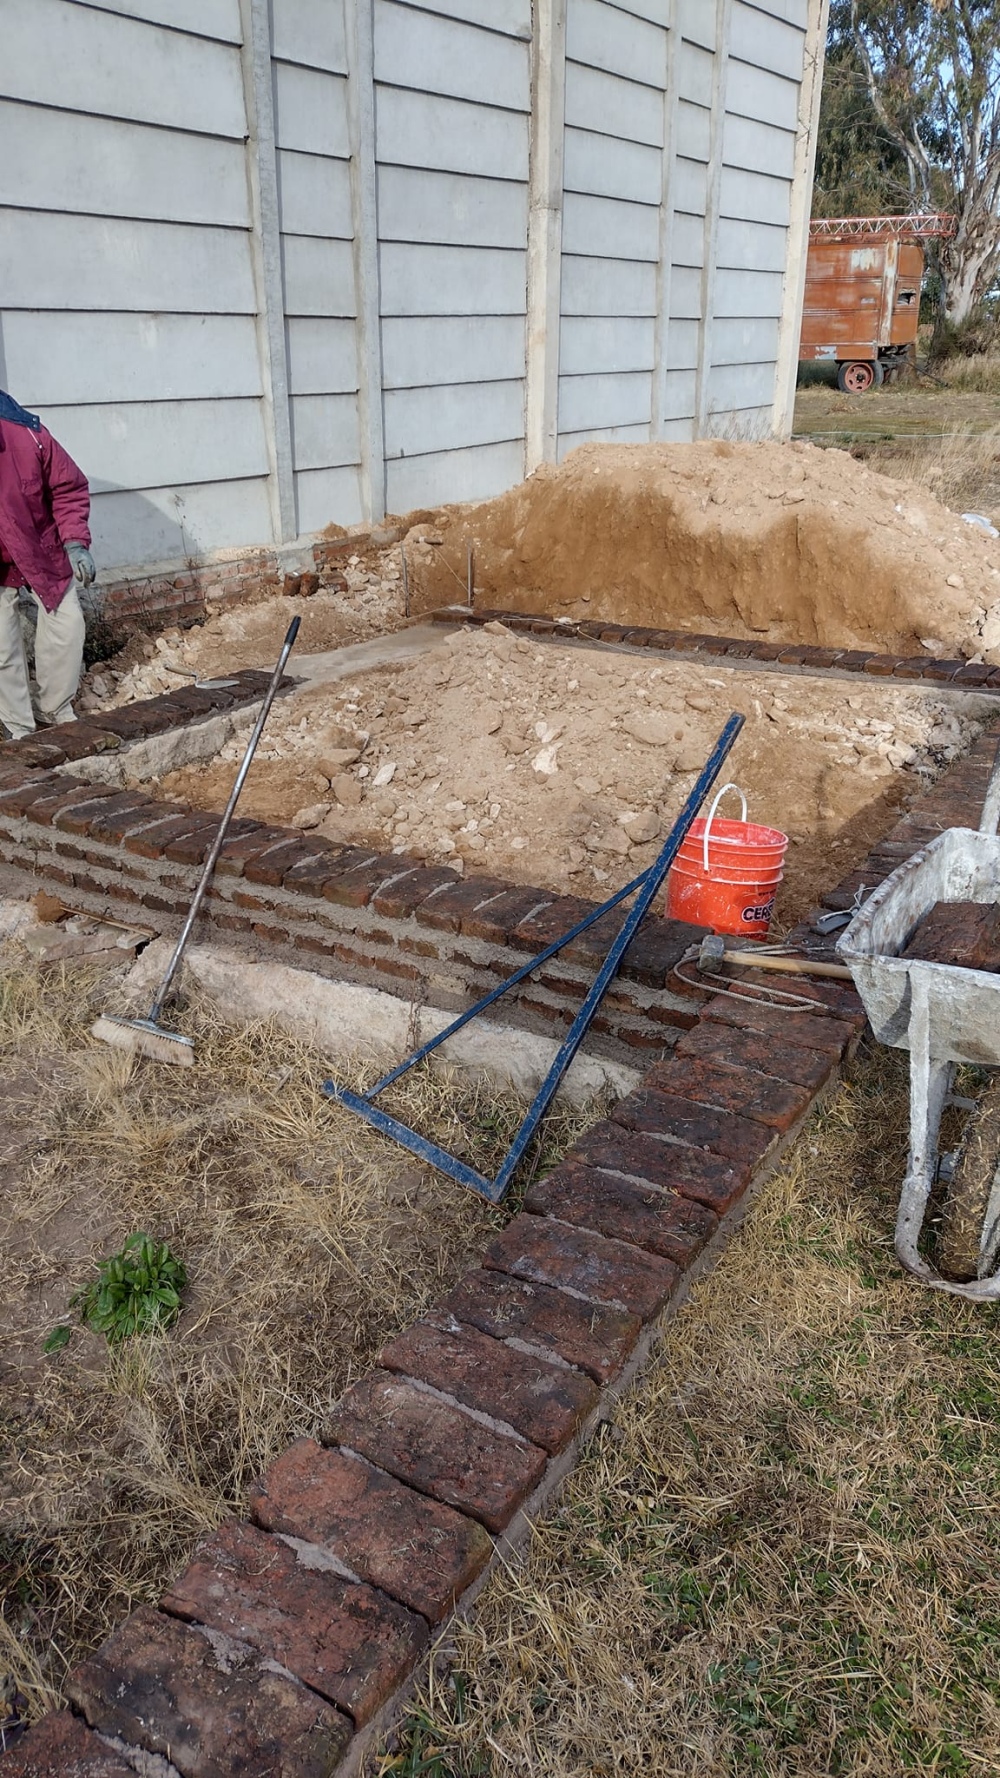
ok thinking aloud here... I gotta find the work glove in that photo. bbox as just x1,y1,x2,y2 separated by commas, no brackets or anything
66,542,96,587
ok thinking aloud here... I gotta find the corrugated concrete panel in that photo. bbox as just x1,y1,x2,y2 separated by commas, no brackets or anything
712,316,781,365
557,370,652,432
374,2,530,110
381,316,526,388
90,478,274,565
673,156,710,217
386,439,525,509
4,313,262,406
273,63,350,157
662,368,698,419
384,380,525,457
41,398,270,491
563,128,662,205
281,235,357,317
375,87,530,180
557,421,650,458
671,211,707,268
730,1,805,80
676,98,711,161
277,152,354,239
564,62,664,146
559,316,655,375
295,465,364,532
4,0,247,137
725,59,799,130
669,266,705,318
377,166,529,249
562,192,660,262
289,394,362,470
722,112,796,179
675,0,717,49
561,255,657,316
379,244,527,315
0,104,249,228
666,317,700,367
0,210,256,313
720,165,792,226
716,216,788,273
566,0,667,87
286,319,360,395
714,267,785,316
78,0,242,41
272,0,348,72
676,39,714,106
707,360,777,410
600,0,670,24
389,0,533,36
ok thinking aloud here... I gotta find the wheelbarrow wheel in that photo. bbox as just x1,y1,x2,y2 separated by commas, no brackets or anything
939,1072,1000,1281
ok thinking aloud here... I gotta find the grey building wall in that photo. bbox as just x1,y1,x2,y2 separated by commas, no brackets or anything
0,0,827,575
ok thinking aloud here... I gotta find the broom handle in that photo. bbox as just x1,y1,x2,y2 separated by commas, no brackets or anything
149,616,300,1021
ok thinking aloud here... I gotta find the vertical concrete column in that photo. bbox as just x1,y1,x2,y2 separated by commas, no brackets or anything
525,0,567,473
239,0,297,543
772,0,831,439
693,0,734,439
346,0,387,523
651,0,680,440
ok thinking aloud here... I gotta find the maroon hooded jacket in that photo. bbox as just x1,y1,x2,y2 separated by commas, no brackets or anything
0,416,91,611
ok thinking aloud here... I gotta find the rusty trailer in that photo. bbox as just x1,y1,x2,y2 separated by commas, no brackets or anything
799,213,955,394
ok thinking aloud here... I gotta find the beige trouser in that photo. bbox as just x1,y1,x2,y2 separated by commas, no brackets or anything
0,581,86,740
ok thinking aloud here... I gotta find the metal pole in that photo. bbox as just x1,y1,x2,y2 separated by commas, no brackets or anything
148,616,300,1021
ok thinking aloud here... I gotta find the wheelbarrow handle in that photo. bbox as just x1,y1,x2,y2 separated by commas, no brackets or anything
979,735,1000,836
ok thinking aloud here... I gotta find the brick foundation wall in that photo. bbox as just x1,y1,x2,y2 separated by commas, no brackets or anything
3,680,999,1778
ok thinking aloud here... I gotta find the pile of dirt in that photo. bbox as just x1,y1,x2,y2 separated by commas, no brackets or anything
147,624,990,927
402,441,1000,660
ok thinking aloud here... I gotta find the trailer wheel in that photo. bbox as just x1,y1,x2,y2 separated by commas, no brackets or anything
938,1072,1000,1281
837,359,883,393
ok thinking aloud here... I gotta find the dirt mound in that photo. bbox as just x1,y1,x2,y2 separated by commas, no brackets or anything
407,441,1000,659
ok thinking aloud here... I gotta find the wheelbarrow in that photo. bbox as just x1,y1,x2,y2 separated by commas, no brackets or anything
837,742,1000,1299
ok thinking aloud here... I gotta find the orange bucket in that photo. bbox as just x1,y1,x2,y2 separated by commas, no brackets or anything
667,784,788,939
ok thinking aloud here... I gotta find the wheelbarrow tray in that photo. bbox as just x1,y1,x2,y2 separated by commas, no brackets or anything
837,826,1000,1067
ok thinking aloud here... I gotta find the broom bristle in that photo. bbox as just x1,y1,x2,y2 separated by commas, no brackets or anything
90,1014,196,1067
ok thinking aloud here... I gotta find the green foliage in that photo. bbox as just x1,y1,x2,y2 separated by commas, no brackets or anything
814,24,912,218
42,1324,72,1354
70,1232,187,1344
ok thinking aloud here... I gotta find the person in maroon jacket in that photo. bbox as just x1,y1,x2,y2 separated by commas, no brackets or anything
0,390,94,740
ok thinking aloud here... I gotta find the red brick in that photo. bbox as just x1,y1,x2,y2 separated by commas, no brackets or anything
461,886,554,943
250,1438,492,1624
610,1084,777,1169
161,1518,426,1728
214,826,293,875
282,846,365,894
51,791,133,835
0,1710,135,1776
484,1213,678,1319
674,1021,838,1090
863,655,898,676
68,1604,350,1778
699,994,858,1053
437,1268,640,1383
243,839,320,884
323,1371,546,1534
124,813,211,859
511,895,596,953
379,1319,598,1455
3,740,67,769
85,798,166,843
321,854,413,908
525,1161,718,1263
371,865,462,919
645,1055,814,1130
571,1122,749,1213
8,781,99,825
413,875,508,933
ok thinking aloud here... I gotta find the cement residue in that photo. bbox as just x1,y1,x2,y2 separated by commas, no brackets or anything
402,441,1000,660
145,624,992,929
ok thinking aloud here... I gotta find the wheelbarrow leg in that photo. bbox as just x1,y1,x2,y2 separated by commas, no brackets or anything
895,973,953,1280
895,974,1000,1298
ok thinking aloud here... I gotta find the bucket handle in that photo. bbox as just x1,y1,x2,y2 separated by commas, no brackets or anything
702,782,747,875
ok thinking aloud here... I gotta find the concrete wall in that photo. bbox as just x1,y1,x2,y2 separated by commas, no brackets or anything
0,0,827,575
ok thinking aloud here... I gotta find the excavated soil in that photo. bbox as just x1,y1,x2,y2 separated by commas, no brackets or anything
143,624,992,930
398,441,1000,661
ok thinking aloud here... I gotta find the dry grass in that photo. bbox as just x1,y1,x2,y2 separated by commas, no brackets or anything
383,1042,1000,1778
0,948,597,1718
862,425,1000,522
933,356,1000,397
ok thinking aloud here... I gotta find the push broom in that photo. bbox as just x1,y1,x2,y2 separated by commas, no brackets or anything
92,616,300,1066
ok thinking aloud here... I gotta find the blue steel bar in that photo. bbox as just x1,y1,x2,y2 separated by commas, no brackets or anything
325,713,744,1202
